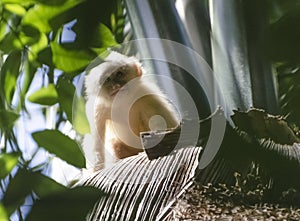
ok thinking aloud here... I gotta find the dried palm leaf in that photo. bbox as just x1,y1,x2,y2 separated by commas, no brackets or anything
78,146,201,221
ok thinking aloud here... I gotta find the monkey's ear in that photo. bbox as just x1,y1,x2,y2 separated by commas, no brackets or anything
134,63,143,76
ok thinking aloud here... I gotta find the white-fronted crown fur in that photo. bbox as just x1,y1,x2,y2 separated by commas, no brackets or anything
85,51,142,97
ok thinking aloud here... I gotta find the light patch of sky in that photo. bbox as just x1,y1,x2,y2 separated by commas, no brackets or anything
61,19,77,43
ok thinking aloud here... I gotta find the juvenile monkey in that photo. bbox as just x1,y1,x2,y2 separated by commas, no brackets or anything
85,52,179,169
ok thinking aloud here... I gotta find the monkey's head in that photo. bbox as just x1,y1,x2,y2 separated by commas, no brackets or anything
85,52,143,103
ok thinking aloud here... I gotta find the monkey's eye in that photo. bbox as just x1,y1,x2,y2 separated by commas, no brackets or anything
116,71,124,78
105,77,111,83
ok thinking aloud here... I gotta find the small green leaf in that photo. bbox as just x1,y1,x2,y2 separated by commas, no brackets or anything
26,186,104,221
0,203,8,221
4,4,27,16
0,152,19,179
51,42,97,72
0,51,22,105
32,129,85,168
27,84,58,105
73,95,90,134
0,109,19,130
56,77,75,123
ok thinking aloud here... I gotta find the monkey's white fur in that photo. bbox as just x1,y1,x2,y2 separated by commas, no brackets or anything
85,52,141,97
84,51,179,169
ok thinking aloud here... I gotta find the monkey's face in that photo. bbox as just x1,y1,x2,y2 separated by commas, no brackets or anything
99,63,142,101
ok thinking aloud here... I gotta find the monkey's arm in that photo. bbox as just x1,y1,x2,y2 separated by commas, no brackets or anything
94,106,109,170
130,95,179,134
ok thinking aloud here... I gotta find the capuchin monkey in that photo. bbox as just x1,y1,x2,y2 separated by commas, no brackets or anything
84,52,179,169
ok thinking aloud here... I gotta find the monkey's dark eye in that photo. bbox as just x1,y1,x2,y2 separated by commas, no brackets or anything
116,71,124,78
105,77,111,83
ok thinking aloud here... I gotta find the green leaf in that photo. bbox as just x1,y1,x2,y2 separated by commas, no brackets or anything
56,77,75,123
51,42,97,72
0,26,40,53
0,109,19,130
0,203,8,221
31,172,66,197
20,25,41,45
22,0,84,33
266,6,300,63
28,32,48,61
111,0,125,43
27,84,58,105
2,169,66,215
36,0,68,6
3,168,103,220
2,169,35,215
278,68,300,126
0,32,23,53
91,23,117,48
26,186,104,221
0,20,7,42
0,152,19,179
1,0,36,4
1,0,67,5
16,61,37,111
37,46,54,67
4,4,27,16
73,22,117,50
73,95,90,134
32,129,85,168
91,47,107,55
21,61,36,98
0,51,22,105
